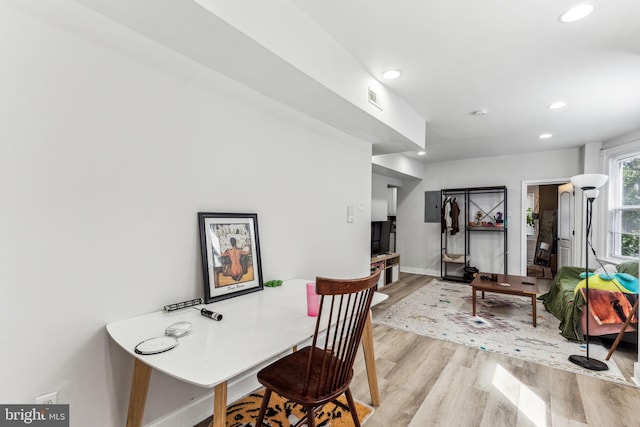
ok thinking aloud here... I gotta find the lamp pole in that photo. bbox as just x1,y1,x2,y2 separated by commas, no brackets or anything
568,187,608,371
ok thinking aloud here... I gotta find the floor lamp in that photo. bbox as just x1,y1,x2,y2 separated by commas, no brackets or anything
568,173,609,371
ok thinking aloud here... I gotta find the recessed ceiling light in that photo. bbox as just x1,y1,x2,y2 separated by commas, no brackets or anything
559,4,594,23
471,109,488,116
382,69,402,80
548,101,567,109
417,151,426,156
539,133,553,139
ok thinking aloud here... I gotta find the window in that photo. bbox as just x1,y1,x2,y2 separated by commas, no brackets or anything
606,146,640,260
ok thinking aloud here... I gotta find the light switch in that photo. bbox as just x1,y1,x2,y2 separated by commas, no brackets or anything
347,206,355,223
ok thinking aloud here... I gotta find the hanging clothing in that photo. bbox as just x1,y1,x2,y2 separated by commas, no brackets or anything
441,197,451,234
450,198,460,235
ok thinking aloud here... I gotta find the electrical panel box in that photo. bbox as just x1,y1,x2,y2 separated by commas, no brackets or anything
425,191,441,223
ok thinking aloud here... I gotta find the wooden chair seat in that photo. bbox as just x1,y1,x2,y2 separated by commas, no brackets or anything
257,346,351,405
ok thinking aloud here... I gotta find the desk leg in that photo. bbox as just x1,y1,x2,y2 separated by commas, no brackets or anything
126,358,152,427
361,312,380,407
212,382,228,427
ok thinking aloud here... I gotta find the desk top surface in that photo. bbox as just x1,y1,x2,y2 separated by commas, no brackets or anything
106,279,387,388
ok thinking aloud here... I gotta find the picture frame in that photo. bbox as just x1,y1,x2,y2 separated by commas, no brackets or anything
198,212,264,303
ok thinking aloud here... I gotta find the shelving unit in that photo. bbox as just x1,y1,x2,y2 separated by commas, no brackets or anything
441,186,508,282
371,253,400,287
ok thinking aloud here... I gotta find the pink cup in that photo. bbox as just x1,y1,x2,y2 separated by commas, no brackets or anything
306,282,319,317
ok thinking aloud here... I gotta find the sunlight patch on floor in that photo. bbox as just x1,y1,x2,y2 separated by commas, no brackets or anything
492,364,547,427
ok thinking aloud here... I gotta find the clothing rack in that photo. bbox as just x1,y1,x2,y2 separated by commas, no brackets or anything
441,186,508,282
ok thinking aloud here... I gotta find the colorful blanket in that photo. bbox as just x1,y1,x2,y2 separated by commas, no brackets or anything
539,263,639,342
574,272,638,294
580,288,638,325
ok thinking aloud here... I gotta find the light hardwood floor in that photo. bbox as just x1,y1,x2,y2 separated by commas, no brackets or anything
196,272,640,427
349,273,640,427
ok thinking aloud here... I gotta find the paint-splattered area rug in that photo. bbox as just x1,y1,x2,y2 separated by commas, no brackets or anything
373,279,632,385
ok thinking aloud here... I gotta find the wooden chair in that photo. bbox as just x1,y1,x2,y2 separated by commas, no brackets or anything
255,270,381,427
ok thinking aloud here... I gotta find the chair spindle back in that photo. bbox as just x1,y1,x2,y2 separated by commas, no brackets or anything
303,270,380,397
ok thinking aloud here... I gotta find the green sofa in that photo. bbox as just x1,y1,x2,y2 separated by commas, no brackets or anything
538,260,639,342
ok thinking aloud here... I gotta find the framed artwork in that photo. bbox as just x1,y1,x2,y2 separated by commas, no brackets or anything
198,212,264,303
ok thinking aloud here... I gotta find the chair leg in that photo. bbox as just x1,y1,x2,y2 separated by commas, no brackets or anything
306,405,316,427
344,388,360,427
292,412,307,427
255,389,272,427
330,398,350,411
606,298,638,360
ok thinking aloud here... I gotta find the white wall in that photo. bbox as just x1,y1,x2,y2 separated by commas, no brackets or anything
397,149,581,276
0,2,372,425
372,153,424,180
193,0,426,148
371,174,404,221
603,127,640,149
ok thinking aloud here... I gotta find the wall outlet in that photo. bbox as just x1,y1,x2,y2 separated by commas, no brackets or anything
35,391,57,405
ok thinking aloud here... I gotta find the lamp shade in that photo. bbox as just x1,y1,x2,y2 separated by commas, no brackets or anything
570,173,608,190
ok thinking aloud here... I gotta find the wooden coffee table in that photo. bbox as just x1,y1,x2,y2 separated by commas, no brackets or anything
470,273,539,327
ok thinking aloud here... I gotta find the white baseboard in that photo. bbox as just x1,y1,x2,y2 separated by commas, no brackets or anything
144,372,263,427
144,391,214,427
400,266,440,277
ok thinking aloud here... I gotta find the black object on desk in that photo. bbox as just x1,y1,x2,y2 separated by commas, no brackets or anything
163,298,203,312
199,308,223,321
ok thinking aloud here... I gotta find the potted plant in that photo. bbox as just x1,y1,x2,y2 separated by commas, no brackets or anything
526,208,536,228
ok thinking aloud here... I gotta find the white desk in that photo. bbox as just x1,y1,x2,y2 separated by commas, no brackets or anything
106,279,386,427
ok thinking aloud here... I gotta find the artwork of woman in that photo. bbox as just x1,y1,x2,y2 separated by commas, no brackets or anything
221,237,251,281
210,223,255,287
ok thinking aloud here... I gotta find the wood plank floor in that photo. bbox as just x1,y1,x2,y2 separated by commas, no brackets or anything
349,273,640,427
196,272,640,426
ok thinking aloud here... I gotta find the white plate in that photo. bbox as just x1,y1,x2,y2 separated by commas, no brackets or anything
134,336,179,355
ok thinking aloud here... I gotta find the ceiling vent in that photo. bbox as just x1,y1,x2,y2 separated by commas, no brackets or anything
368,87,383,110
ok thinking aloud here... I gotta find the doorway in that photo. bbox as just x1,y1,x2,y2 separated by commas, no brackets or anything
520,178,574,277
